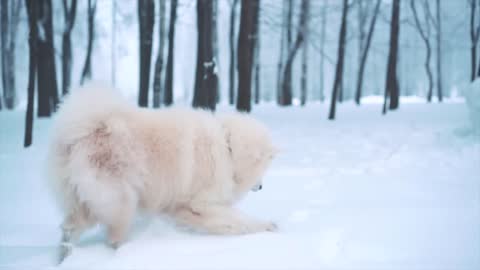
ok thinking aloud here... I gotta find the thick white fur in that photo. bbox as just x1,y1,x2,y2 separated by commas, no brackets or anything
47,83,277,252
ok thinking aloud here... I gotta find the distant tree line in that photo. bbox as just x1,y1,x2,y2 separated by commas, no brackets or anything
0,0,477,146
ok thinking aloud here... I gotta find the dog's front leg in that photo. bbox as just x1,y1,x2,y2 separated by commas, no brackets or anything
173,205,277,235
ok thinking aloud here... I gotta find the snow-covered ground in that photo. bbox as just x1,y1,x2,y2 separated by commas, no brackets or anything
1,101,479,269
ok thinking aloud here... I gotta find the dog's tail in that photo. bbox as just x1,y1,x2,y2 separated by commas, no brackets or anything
46,82,132,213
50,82,130,145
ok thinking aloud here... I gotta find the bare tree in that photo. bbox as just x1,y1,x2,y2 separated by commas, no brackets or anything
24,0,38,147
62,0,77,96
236,0,259,112
138,0,155,107
319,1,327,102
228,0,239,105
383,0,401,114
1,0,22,109
80,0,96,85
300,0,309,106
213,0,220,103
280,0,308,107
153,0,166,108
253,0,261,104
469,0,480,82
192,0,217,110
164,0,177,106
276,0,287,104
328,0,349,120
279,0,295,105
37,0,59,116
354,0,381,105
411,0,433,102
435,0,443,101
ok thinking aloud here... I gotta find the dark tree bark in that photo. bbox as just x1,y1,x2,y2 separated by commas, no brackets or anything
470,0,480,82
62,0,77,96
355,0,381,105
286,0,293,50
164,0,177,106
1,0,10,109
328,0,348,120
319,1,327,102
37,0,59,116
253,0,261,104
80,0,96,85
228,0,239,105
213,0,220,103
192,0,217,111
153,0,166,108
280,0,308,107
279,0,294,105
411,0,433,103
276,0,287,104
435,0,443,101
138,0,155,108
383,0,400,114
300,0,309,106
24,0,38,147
235,0,259,112
1,0,21,110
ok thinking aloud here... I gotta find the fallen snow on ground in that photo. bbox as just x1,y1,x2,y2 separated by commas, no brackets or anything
0,102,479,269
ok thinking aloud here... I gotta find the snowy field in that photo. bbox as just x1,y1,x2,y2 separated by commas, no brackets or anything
0,101,479,269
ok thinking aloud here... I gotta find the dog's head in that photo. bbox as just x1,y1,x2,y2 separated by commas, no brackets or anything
220,114,278,200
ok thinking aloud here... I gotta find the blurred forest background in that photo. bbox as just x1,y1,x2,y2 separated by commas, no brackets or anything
0,0,478,145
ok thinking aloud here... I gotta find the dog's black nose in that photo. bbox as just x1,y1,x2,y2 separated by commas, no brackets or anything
258,185,262,190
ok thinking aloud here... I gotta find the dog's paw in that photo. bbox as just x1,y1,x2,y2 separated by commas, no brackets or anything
263,221,278,232
248,221,278,233
58,242,73,265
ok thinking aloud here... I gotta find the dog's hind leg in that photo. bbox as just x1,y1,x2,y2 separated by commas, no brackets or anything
58,203,95,264
172,205,277,235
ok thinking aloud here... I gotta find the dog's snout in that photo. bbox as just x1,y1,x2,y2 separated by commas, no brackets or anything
258,184,262,190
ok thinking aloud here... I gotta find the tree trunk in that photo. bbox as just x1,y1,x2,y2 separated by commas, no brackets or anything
411,0,433,102
25,0,38,147
1,0,10,109
62,0,77,96
276,0,287,104
236,0,259,112
471,0,480,82
1,0,21,110
300,0,309,106
435,0,442,101
319,1,326,102
192,0,217,110
280,0,308,107
253,0,260,104
213,0,220,103
138,0,155,108
153,0,166,108
280,0,294,105
328,0,348,120
228,0,239,105
80,0,96,85
164,0,177,106
37,0,59,116
383,0,400,113
355,0,380,105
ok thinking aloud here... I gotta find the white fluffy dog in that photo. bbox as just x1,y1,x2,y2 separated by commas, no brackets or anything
47,84,277,262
